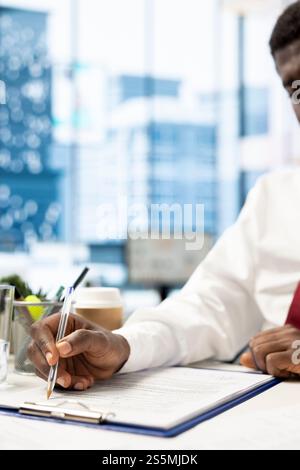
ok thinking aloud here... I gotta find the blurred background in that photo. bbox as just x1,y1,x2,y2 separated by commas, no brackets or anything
0,0,299,314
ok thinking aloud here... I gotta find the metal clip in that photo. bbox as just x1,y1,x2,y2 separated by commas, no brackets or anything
19,399,115,424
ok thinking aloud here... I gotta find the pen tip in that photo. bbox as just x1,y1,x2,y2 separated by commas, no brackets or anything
47,389,52,400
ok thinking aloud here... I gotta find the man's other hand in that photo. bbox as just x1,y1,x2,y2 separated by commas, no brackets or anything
240,325,300,378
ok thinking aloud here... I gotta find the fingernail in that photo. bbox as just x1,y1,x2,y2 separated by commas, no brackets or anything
74,383,84,391
57,377,66,388
57,341,72,355
46,352,52,364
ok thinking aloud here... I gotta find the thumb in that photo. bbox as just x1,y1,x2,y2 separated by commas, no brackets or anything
56,329,107,358
240,351,257,369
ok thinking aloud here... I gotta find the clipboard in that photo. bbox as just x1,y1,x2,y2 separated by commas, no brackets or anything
0,378,280,438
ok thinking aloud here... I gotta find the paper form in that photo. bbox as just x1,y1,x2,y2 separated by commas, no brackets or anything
0,367,274,429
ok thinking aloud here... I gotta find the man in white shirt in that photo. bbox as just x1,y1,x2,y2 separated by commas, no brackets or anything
29,1,300,390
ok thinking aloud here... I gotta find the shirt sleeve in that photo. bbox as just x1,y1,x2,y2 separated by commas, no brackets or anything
115,177,267,373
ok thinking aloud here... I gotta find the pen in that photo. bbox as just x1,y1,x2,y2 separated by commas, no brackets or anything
44,267,89,318
47,267,90,310
47,286,74,400
72,267,89,290
41,286,64,319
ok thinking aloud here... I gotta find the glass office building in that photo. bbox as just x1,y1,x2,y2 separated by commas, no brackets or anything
104,75,217,236
0,7,62,251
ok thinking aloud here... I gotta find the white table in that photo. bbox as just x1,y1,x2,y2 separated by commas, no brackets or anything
1,366,299,450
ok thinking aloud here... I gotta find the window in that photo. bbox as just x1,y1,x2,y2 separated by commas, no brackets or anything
0,0,298,286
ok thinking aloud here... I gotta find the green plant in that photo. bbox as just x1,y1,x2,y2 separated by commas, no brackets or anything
0,274,47,300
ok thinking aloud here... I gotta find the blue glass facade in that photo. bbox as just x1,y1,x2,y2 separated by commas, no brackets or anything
149,122,217,234
241,87,269,137
0,7,62,250
109,75,181,105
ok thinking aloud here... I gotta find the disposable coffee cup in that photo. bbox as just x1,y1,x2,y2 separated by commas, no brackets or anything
74,288,123,331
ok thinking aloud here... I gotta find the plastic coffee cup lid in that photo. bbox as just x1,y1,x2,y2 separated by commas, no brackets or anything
74,287,122,309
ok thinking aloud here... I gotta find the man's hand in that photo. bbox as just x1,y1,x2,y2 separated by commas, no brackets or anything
28,313,130,391
240,325,300,378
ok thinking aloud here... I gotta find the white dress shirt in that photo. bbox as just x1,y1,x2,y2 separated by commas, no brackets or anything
115,170,300,373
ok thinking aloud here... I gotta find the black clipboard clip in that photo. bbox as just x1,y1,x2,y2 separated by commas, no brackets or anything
19,399,115,424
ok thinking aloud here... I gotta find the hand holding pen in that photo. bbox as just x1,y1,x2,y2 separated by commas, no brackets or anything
28,312,130,395
47,286,74,399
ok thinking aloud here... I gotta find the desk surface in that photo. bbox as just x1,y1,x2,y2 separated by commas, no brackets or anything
1,365,299,450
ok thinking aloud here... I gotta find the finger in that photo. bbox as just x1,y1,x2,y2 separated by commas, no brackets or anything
57,355,94,390
68,375,93,391
265,351,300,378
265,351,294,378
286,349,300,375
29,342,71,388
249,325,298,348
249,333,284,350
66,356,75,378
57,329,107,358
250,327,285,342
53,359,94,391
251,341,287,372
28,341,50,379
34,367,70,388
33,368,71,389
240,352,256,369
30,321,59,366
74,356,94,388
54,356,94,390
